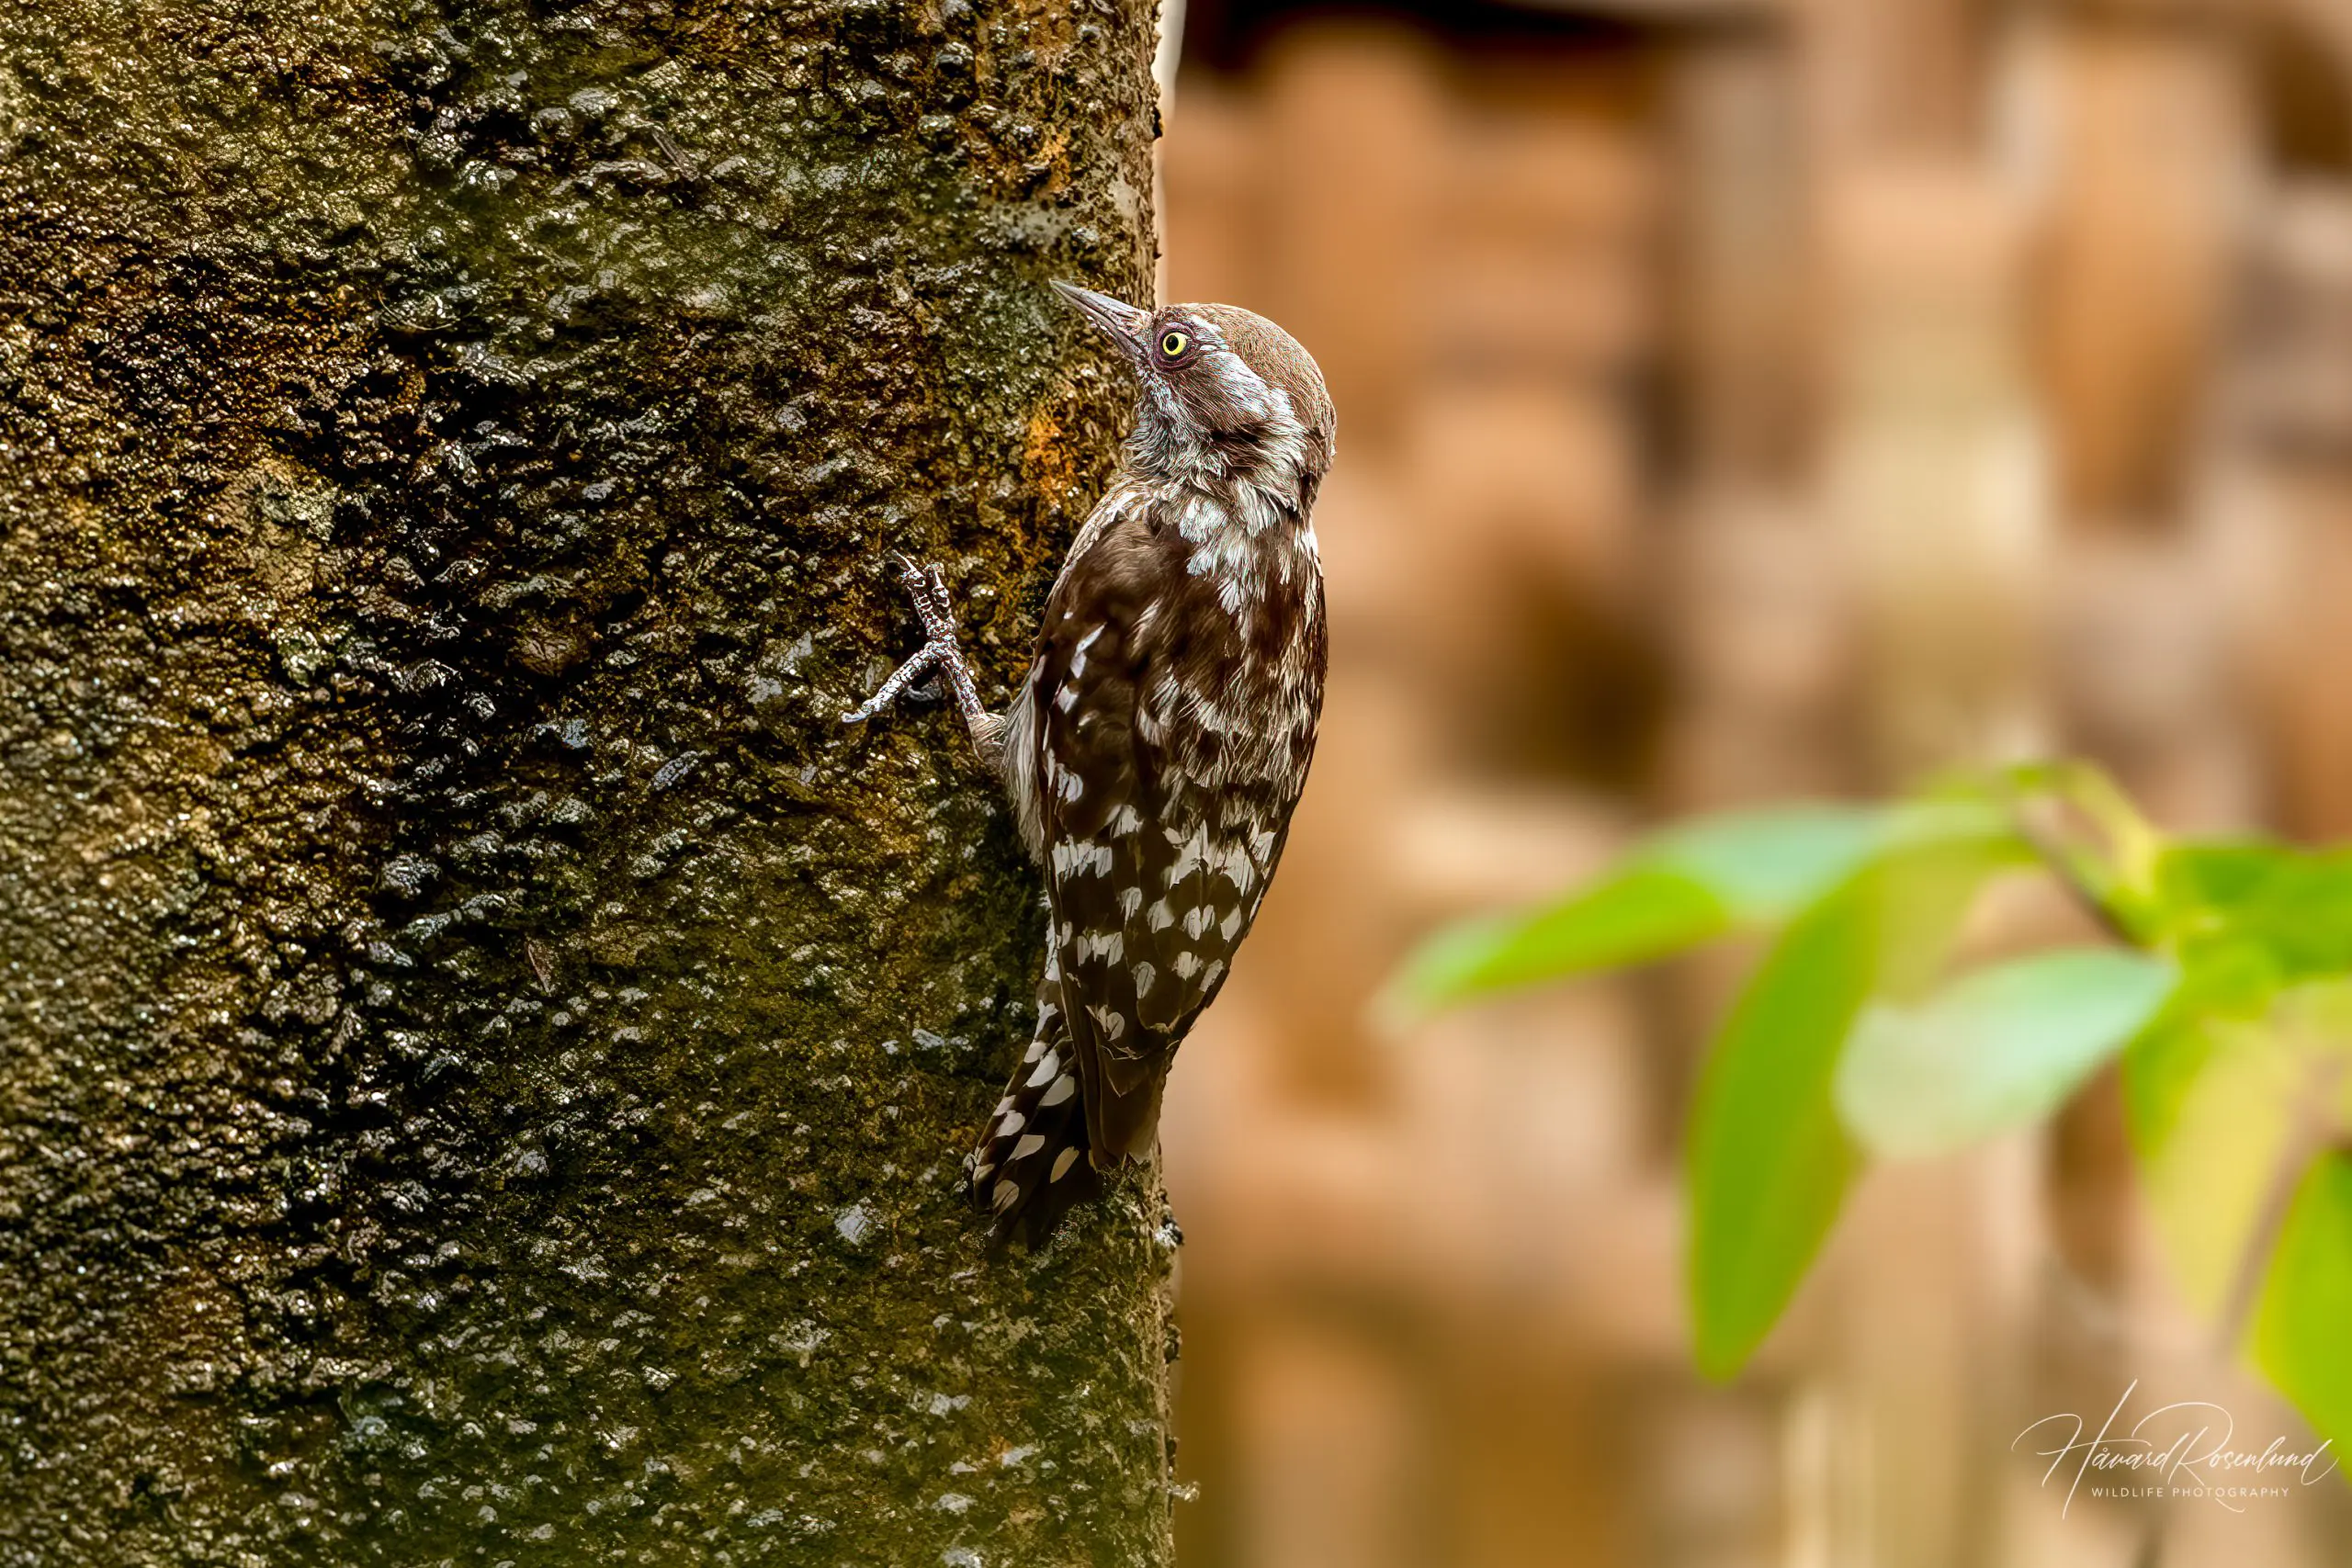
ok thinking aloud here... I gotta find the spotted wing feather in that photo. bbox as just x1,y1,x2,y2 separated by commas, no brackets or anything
1032,530,1164,1164
1034,508,1310,1166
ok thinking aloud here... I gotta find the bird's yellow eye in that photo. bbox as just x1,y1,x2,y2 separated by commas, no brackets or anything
1159,330,1190,358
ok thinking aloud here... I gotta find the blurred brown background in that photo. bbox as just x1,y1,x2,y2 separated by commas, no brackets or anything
1150,1,2352,1564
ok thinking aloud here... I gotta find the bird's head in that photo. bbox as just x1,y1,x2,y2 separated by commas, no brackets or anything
1053,281,1334,502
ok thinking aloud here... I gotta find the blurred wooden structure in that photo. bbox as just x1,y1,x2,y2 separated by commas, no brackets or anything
1158,3,2352,1565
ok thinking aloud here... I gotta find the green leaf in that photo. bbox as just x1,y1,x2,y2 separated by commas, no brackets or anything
2120,1013,2223,1160
2156,840,2296,916
2152,841,2352,982
2132,1013,2303,1318
1388,866,1735,1012
1834,950,2176,1160
1686,826,2029,1379
1651,806,1893,915
2120,937,2285,1159
2134,982,2352,1320
1390,803,1948,1013
2120,843,2352,1171
2254,1153,2352,1465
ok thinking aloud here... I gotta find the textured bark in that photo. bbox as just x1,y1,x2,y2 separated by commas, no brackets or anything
0,2,1171,1562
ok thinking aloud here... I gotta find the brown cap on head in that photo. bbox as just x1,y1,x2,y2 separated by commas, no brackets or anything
1188,302,1336,463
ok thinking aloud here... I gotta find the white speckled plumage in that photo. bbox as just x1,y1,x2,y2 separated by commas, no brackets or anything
853,285,1333,1245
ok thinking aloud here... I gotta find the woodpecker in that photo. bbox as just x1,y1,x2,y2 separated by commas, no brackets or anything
845,281,1335,1243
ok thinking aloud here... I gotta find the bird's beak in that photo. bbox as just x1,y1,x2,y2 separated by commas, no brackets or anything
1052,280,1149,360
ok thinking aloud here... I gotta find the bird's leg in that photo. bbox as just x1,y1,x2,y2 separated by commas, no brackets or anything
842,557,993,748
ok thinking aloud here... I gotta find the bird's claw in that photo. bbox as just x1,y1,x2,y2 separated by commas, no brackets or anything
842,558,971,726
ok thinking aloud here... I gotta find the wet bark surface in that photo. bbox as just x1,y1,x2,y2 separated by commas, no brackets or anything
0,1,1171,1562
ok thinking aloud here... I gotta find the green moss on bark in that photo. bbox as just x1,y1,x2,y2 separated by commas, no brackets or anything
0,0,1171,1562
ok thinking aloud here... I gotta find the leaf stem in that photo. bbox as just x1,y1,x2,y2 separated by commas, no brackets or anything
2007,806,2139,947
1985,760,2162,946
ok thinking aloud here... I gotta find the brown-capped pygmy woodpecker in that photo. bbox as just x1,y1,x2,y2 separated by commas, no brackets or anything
845,281,1335,1243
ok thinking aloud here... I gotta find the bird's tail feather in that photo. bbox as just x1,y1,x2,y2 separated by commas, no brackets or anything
968,1021,1100,1247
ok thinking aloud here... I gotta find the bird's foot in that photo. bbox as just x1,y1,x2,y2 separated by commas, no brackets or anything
842,556,988,730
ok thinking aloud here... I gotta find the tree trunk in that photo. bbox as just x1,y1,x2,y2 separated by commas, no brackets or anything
0,2,1171,1562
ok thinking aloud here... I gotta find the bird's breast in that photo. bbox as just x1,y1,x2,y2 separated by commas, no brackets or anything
1140,509,1323,797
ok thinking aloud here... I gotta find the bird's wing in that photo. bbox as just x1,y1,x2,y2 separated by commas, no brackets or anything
1033,526,1273,1163
1031,536,1164,1164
